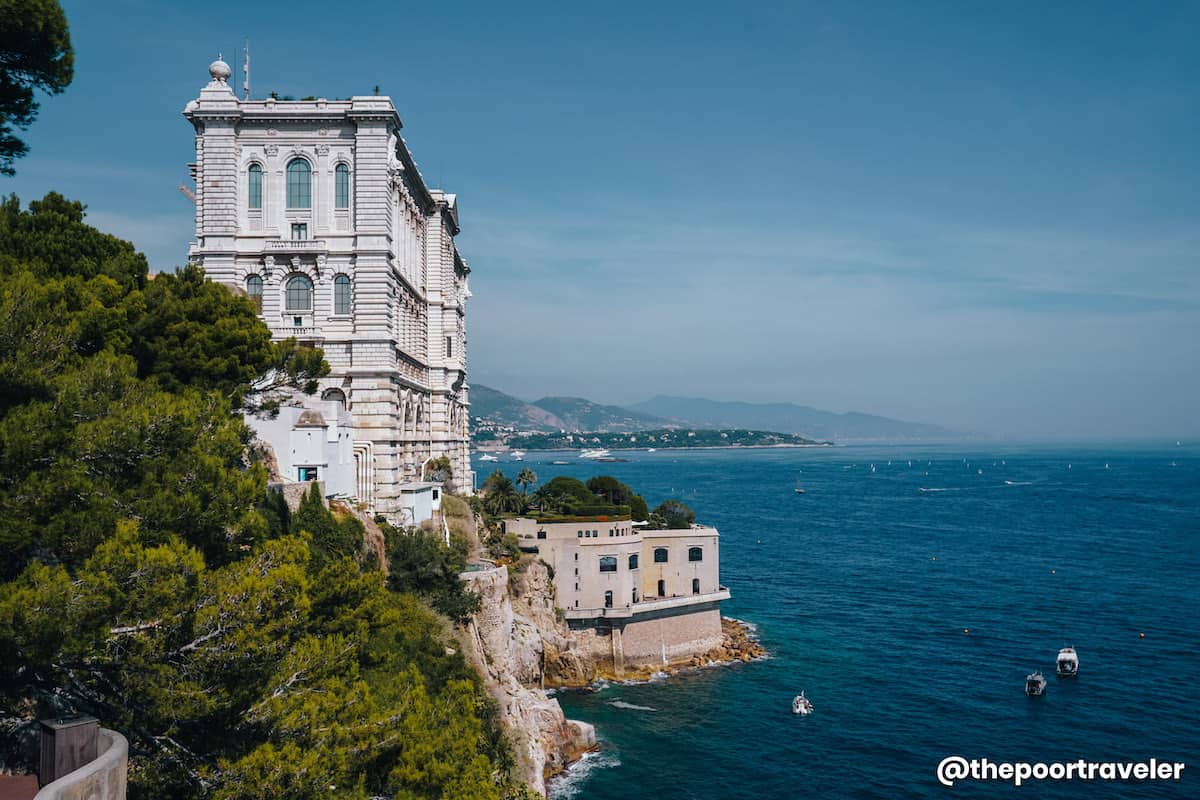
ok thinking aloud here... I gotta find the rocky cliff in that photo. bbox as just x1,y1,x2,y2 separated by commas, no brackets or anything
459,565,595,796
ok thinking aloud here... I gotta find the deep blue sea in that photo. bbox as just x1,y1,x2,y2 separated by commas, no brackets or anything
475,444,1200,799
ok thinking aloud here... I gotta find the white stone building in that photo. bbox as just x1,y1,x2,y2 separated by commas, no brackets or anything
183,57,473,518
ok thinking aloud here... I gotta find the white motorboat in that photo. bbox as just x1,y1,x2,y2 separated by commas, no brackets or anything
1025,671,1047,696
478,453,499,462
1056,646,1079,678
580,448,611,459
510,449,526,461
791,691,814,715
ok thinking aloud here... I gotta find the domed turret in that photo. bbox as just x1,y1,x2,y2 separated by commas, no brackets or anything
209,54,232,83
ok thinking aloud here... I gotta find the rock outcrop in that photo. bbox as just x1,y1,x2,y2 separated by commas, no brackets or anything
460,565,595,795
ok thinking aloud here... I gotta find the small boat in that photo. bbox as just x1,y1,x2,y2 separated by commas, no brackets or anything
1056,646,1079,678
794,487,806,495
510,449,526,461
1025,671,1047,696
551,460,570,465
478,453,499,462
647,448,657,452
580,448,611,459
792,691,814,715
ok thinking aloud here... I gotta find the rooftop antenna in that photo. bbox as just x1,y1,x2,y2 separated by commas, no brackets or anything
242,39,251,100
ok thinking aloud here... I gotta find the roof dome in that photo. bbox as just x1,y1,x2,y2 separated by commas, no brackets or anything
209,55,232,82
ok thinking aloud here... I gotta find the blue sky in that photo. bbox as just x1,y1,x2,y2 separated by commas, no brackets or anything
6,1,1199,440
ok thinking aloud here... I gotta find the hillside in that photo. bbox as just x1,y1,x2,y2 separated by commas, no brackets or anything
531,395,668,433
505,428,824,450
471,383,566,432
629,395,960,442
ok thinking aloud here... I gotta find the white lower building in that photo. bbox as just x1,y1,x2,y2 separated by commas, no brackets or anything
183,57,474,519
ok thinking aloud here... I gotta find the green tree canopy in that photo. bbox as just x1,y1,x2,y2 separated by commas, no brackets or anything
0,0,73,174
651,499,696,530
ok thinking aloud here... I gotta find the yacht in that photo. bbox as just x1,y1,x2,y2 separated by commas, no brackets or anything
1025,671,1047,696
478,453,499,462
510,449,526,461
792,691,814,715
580,448,611,459
1056,647,1079,678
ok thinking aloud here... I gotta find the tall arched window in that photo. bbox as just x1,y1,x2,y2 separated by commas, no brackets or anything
604,590,613,609
286,158,312,208
334,274,352,315
335,163,350,209
245,274,263,310
688,547,703,562
692,578,701,595
285,275,313,311
628,553,639,570
248,164,263,209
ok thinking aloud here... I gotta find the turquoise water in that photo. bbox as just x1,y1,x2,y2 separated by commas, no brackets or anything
475,444,1199,798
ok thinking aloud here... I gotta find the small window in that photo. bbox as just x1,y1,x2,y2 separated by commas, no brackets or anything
604,590,613,608
291,223,308,240
335,163,350,209
298,466,319,481
575,583,579,591
334,274,352,315
245,274,263,310
628,553,639,570
446,335,453,358
574,553,578,561
286,276,313,312
432,489,439,500
536,531,547,540
599,556,617,573
287,158,312,208
692,578,700,595
654,547,668,563
689,547,703,562
577,531,583,538
632,588,638,604
321,388,346,409
248,163,263,209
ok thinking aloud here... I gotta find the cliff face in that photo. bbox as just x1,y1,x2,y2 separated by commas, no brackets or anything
460,565,595,796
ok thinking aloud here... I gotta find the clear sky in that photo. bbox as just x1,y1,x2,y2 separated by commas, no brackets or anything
6,1,1199,440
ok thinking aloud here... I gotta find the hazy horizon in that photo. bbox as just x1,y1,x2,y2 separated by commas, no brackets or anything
5,1,1198,441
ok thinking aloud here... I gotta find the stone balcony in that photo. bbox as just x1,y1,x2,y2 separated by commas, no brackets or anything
263,238,328,253
271,325,323,341
564,587,730,621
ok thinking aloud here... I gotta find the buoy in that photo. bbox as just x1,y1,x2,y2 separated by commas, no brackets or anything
1140,632,1145,639
963,628,969,635
1051,569,1056,574
931,556,936,561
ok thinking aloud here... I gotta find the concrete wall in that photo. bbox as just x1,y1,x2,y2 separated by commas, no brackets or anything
569,605,724,672
34,729,127,800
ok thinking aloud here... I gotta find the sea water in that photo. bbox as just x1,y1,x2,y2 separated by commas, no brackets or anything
477,444,1199,799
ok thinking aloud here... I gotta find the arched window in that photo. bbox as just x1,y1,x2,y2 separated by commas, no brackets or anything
628,553,639,570
248,163,263,209
334,274,352,315
688,547,703,562
335,163,350,209
692,578,701,595
653,547,668,563
245,274,263,310
285,275,313,311
321,388,346,409
599,556,617,573
286,158,312,208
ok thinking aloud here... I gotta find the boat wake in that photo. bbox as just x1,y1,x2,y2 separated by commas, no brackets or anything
1003,480,1033,486
608,699,658,712
548,749,621,799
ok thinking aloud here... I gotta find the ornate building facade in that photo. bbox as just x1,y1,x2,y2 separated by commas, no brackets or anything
183,57,472,518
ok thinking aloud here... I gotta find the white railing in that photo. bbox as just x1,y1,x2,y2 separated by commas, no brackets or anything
273,325,323,339
564,587,731,620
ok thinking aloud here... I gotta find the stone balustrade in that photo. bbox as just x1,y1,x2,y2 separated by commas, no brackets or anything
34,728,127,800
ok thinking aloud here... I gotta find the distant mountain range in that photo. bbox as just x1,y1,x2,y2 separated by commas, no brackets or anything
629,396,960,442
472,384,963,442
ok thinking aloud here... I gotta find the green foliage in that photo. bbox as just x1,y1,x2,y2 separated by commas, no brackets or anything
629,494,649,521
0,1,73,174
291,483,364,571
515,467,537,494
0,196,513,799
650,499,696,530
480,469,526,516
382,523,480,623
543,476,592,501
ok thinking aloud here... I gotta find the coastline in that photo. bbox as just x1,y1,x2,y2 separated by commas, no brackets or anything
475,442,835,453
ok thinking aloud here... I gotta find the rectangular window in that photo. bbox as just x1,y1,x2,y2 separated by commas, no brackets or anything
298,467,319,481
599,556,617,573
445,336,453,358
291,223,307,240
293,316,303,327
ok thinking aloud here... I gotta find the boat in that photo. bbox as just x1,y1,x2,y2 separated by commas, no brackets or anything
551,460,570,465
580,448,611,459
794,487,806,495
1056,646,1079,678
478,453,499,462
510,449,526,461
792,691,814,715
1025,671,1047,696
647,448,657,452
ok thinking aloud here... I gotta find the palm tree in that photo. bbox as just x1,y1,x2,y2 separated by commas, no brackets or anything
516,468,537,495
